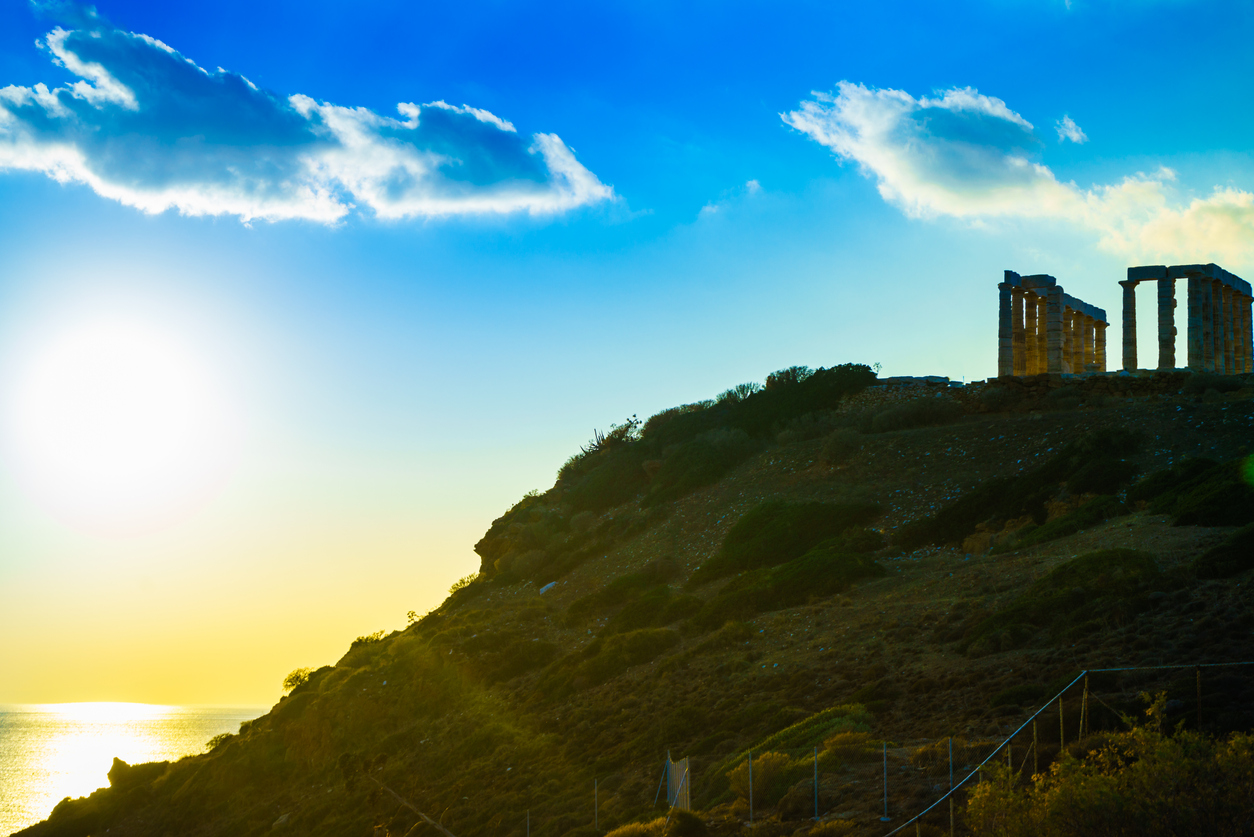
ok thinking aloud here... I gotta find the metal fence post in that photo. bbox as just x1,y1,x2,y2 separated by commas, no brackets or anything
1033,720,1039,776
813,746,819,820
949,737,954,837
1059,696,1065,753
1197,667,1203,730
594,778,598,832
880,742,891,822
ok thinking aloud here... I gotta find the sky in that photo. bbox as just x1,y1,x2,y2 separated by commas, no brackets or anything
1,0,1253,705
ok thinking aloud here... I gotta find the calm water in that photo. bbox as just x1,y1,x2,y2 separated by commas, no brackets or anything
0,703,265,836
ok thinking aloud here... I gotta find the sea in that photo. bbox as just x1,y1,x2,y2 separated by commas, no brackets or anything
0,703,265,836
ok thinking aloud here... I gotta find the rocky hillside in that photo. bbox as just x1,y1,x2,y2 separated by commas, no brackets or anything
17,366,1254,837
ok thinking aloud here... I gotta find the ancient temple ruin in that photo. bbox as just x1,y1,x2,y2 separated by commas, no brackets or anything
1121,264,1253,373
998,271,1108,376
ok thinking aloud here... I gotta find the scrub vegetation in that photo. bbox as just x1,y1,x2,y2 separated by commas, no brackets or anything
19,366,1254,837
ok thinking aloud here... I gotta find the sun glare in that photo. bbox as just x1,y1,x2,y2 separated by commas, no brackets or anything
5,318,242,533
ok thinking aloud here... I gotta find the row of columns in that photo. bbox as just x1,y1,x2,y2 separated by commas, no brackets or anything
1122,264,1254,374
999,272,1108,376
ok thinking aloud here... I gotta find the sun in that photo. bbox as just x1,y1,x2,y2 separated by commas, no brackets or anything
6,317,242,533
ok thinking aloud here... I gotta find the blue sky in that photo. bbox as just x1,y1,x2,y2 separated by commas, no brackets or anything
1,0,1253,703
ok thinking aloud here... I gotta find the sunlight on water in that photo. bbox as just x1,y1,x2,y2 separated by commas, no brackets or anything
0,703,263,836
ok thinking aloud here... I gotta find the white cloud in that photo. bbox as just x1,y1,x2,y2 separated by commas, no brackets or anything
1056,114,1087,143
0,16,612,223
783,81,1254,265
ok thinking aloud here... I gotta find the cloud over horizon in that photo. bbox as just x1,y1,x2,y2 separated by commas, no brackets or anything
783,82,1254,266
0,10,612,223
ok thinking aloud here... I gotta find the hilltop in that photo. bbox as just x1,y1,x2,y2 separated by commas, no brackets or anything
16,365,1254,837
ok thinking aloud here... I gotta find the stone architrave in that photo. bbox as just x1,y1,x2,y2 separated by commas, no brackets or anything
1095,322,1107,371
1222,285,1235,374
1120,280,1138,371
1012,288,1026,376
998,278,1015,378
1046,287,1064,373
1157,278,1176,369
1024,293,1038,375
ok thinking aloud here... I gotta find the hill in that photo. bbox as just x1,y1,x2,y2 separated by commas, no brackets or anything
16,365,1254,837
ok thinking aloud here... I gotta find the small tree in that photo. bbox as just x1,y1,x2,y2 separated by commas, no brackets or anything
282,667,313,694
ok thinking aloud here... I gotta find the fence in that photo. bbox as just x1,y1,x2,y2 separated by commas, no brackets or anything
881,660,1254,836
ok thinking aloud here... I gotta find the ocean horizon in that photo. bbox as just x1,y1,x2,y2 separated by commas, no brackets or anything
0,702,265,836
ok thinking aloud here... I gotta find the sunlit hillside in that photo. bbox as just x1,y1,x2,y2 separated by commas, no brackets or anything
17,366,1254,837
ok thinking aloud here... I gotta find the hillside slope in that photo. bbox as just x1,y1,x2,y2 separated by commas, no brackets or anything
17,368,1254,837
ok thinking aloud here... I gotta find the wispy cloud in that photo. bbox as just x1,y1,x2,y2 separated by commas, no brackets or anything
0,7,612,223
1056,114,1087,143
782,81,1254,265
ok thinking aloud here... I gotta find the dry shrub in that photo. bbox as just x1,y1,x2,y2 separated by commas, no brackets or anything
605,819,663,837
818,428,862,466
727,751,793,807
806,821,855,836
822,731,878,764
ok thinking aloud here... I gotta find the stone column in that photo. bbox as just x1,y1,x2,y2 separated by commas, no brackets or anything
1213,280,1226,373
1086,316,1096,369
1046,287,1064,373
1121,280,1138,371
1024,294,1038,375
1222,285,1235,374
1243,294,1254,373
1202,280,1215,371
1072,311,1085,373
1012,288,1026,376
1234,293,1247,375
1062,308,1074,373
998,282,1014,378
1095,322,1107,372
1036,298,1048,374
1187,277,1203,370
1157,278,1176,370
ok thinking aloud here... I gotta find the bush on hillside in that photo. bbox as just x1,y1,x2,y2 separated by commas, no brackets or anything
1192,522,1254,579
965,727,1254,837
869,397,963,433
689,500,881,586
1146,457,1254,527
897,429,1142,549
643,428,758,507
963,549,1171,654
818,428,862,466
992,495,1128,553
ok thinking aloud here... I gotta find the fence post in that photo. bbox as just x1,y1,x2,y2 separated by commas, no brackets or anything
1196,667,1202,730
526,810,529,837
949,737,954,837
1081,675,1089,738
880,742,891,822
813,746,819,820
594,778,598,832
1033,720,1038,776
1059,696,1065,753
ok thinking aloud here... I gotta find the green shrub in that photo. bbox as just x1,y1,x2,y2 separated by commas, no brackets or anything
282,667,313,694
576,629,681,686
643,429,758,507
818,428,862,466
965,728,1254,837
1127,458,1217,504
689,500,881,586
1146,457,1254,527
989,683,1046,708
993,495,1128,553
898,429,1142,549
870,397,963,433
963,549,1169,653
1192,522,1254,579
